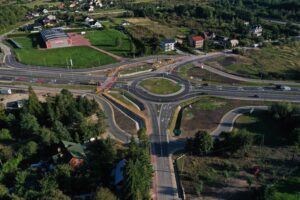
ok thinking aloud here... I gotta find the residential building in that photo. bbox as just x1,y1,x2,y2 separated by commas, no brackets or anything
188,35,204,48
113,159,126,187
53,141,87,169
160,39,176,51
203,31,216,40
250,25,263,37
230,39,239,47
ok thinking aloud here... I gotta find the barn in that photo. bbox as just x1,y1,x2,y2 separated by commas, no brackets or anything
40,29,72,49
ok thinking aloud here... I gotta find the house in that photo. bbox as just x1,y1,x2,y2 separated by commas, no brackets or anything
42,9,49,14
121,20,130,26
203,31,216,40
113,159,126,186
0,88,12,95
175,35,186,44
43,15,57,27
216,36,229,47
160,39,176,52
53,141,87,169
250,25,263,37
188,35,204,48
230,39,239,47
88,6,94,12
89,21,102,28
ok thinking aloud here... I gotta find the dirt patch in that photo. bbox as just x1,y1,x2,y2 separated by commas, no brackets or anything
187,66,242,85
112,107,137,135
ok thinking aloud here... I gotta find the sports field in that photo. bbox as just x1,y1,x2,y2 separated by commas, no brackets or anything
11,36,117,69
84,29,134,56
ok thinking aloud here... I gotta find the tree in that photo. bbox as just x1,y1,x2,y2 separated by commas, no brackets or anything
0,184,8,198
94,187,117,200
23,86,43,118
18,141,38,158
292,128,300,146
186,131,213,155
203,40,209,53
52,121,71,141
20,113,40,135
0,129,12,142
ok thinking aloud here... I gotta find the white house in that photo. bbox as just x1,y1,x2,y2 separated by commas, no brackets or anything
250,25,263,37
230,39,239,47
42,9,49,14
88,21,102,28
160,39,176,52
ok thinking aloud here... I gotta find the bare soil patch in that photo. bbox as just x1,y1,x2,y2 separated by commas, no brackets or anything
112,107,137,135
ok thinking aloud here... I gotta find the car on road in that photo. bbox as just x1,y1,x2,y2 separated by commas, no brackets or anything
252,94,260,98
275,85,291,91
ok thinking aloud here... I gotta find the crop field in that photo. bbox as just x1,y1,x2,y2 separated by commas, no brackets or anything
11,36,117,69
84,29,134,56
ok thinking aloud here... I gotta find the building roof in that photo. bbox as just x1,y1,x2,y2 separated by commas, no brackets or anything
191,36,204,41
114,159,126,185
62,141,87,160
40,29,69,42
161,39,176,44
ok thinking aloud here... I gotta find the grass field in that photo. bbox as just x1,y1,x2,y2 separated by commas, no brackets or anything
11,36,117,69
275,168,300,200
176,97,266,137
139,78,182,95
205,42,300,80
84,29,134,56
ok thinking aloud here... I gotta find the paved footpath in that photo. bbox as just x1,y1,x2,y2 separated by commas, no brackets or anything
211,106,269,137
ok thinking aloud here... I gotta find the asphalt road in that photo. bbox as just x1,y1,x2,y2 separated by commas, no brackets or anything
147,102,180,200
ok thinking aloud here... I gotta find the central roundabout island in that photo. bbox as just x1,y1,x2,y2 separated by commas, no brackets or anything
139,77,183,95
130,74,191,102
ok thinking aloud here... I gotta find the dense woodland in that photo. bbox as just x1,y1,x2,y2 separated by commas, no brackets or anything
0,5,27,32
0,87,152,199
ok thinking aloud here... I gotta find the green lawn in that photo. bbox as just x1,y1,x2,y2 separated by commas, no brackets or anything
84,29,134,56
234,111,288,146
11,36,117,69
139,78,182,95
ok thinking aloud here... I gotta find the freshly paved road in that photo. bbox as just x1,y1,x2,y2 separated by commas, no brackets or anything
211,106,269,137
147,102,179,200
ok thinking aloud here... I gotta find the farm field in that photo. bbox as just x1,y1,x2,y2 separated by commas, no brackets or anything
139,77,182,95
205,42,300,81
10,36,117,69
84,29,134,56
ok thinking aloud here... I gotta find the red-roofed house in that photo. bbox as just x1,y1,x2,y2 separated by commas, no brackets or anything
188,35,204,49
